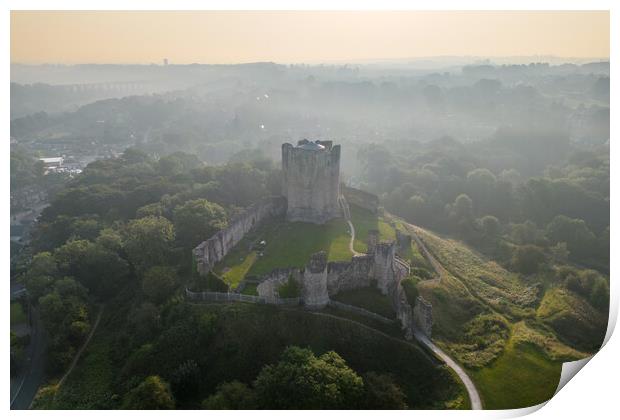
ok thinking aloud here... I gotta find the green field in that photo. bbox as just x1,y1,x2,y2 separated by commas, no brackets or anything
471,341,562,409
11,301,27,325
332,287,397,319
390,218,602,409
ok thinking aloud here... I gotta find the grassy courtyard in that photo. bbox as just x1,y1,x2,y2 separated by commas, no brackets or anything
214,205,397,287
350,205,396,252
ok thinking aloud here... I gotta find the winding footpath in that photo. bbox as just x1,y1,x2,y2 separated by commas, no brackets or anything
56,305,104,389
415,332,482,409
340,195,363,257
397,217,482,409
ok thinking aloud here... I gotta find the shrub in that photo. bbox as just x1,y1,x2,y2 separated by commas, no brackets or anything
512,245,546,275
122,375,174,409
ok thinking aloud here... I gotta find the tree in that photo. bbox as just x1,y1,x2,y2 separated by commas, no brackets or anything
123,216,175,274
55,239,130,298
122,375,175,409
590,279,610,312
479,215,500,239
136,202,165,219
173,199,227,249
546,215,596,261
170,359,201,398
363,372,408,409
510,220,541,245
253,346,364,409
512,245,546,275
95,228,123,253
466,168,497,214
202,381,257,409
129,302,160,341
24,252,59,300
142,266,179,304
550,242,570,263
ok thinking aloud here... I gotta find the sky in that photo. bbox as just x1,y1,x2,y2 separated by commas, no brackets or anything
11,11,610,64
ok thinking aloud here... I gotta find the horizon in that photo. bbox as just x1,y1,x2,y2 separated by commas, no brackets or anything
11,11,609,65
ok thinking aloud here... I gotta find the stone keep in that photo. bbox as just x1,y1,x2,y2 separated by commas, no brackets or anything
282,140,341,224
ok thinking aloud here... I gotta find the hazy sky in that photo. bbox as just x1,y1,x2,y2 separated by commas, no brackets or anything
11,11,609,64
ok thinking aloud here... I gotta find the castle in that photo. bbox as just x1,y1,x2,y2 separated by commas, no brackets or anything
282,140,341,224
191,140,433,339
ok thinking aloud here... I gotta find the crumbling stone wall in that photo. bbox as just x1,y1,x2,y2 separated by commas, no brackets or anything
255,236,419,339
302,251,330,308
282,140,341,224
414,296,433,337
193,196,286,274
342,186,379,214
326,255,374,295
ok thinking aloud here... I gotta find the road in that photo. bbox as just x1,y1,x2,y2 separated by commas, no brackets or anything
10,307,47,410
415,332,482,409
297,308,481,408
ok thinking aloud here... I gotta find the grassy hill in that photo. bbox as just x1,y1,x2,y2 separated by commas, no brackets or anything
390,217,607,409
35,300,467,409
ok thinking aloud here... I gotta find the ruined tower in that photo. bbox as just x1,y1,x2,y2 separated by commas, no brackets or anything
282,139,341,224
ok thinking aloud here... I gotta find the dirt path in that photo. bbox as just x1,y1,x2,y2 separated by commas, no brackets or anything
56,305,104,389
385,214,484,409
414,332,483,409
340,195,363,257
297,309,480,408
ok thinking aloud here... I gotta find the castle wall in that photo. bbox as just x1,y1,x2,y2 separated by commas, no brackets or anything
302,251,330,308
193,196,286,274
342,186,379,214
414,296,433,337
326,255,374,295
255,239,417,339
373,243,396,294
282,141,341,224
256,268,299,298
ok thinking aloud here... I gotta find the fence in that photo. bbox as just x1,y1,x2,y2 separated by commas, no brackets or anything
185,288,302,306
327,300,395,325
394,255,411,276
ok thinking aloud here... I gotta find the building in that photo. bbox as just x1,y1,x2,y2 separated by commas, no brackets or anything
281,139,341,224
39,157,63,168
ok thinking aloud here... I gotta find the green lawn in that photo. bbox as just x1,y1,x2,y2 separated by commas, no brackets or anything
332,287,396,319
11,302,27,325
241,283,259,296
216,207,395,286
215,217,354,283
350,205,396,252
221,252,257,288
471,341,562,409
247,218,353,276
